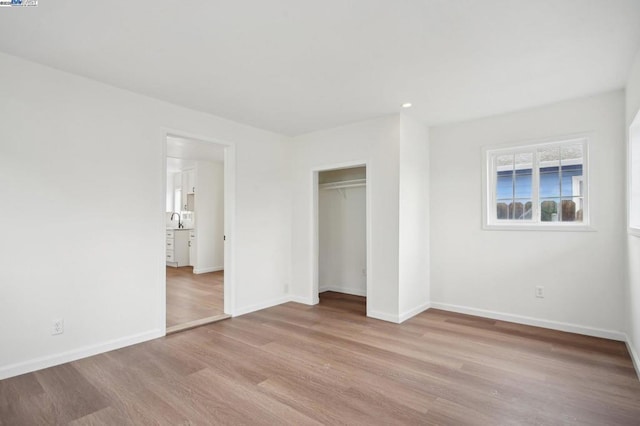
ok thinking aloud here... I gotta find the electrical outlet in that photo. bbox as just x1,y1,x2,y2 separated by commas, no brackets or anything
535,286,544,298
52,319,64,335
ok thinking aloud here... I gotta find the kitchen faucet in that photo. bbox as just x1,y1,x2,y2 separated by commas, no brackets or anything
170,212,183,229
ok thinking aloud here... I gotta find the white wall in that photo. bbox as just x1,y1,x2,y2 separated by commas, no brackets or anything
291,115,430,322
319,185,367,296
625,50,640,374
194,160,224,273
429,90,627,338
398,114,430,320
290,116,401,320
0,52,291,379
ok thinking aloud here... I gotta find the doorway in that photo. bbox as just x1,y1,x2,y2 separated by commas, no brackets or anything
315,164,368,313
164,134,231,333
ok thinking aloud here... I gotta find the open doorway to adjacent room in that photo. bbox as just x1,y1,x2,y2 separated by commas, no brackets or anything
165,135,230,333
315,164,368,315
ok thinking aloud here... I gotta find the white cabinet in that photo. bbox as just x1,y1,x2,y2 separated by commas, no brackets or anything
166,229,190,267
189,230,196,267
180,169,196,211
186,169,196,194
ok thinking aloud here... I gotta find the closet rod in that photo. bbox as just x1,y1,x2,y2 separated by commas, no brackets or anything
319,178,366,190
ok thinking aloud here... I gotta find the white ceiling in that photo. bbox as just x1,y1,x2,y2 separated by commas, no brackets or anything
1,1,639,136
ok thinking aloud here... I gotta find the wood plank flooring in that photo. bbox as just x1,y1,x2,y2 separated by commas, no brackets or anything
166,266,224,328
2,292,640,425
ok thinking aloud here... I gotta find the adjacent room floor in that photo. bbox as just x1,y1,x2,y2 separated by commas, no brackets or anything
2,292,639,424
166,266,225,329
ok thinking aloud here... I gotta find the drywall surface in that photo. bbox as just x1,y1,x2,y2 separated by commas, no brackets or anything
430,90,626,336
195,161,224,272
0,52,291,379
290,116,401,320
318,185,367,296
626,50,640,373
398,114,430,318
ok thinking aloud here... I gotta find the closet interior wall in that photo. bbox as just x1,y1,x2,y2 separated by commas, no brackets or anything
318,167,367,298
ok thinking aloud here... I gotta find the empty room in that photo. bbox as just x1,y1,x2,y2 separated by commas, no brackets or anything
1,1,640,424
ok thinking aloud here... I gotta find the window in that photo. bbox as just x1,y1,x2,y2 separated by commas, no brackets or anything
630,114,640,235
484,137,589,229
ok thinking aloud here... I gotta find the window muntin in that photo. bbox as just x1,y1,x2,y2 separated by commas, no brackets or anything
486,138,588,228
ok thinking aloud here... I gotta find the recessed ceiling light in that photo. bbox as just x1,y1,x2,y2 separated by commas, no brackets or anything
401,103,412,108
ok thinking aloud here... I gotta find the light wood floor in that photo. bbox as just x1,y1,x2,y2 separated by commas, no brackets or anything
166,266,224,328
2,292,640,425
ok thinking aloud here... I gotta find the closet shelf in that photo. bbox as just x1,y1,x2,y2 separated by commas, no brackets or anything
319,179,366,190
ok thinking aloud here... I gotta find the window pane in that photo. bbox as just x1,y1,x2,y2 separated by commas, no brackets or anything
538,146,560,167
540,170,560,197
540,199,559,222
496,201,510,219
538,146,560,200
561,143,583,162
511,199,532,220
559,144,584,197
562,197,584,222
496,154,514,201
514,153,532,198
560,198,583,222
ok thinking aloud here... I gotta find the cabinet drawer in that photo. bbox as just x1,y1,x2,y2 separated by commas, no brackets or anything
166,250,175,262
166,239,174,248
166,230,174,238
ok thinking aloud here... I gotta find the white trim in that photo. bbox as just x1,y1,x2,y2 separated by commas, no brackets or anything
0,329,164,380
430,302,626,341
483,224,596,232
319,286,367,297
166,314,230,334
233,295,292,317
625,335,640,381
629,228,640,238
193,266,223,274
288,295,316,305
311,160,371,310
367,310,401,324
398,302,431,323
161,128,237,319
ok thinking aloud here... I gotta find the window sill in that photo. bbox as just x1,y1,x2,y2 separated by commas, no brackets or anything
629,228,640,238
483,223,596,232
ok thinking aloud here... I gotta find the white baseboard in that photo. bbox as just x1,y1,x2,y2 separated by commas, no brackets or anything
319,285,366,297
430,302,626,341
367,302,431,324
193,266,223,274
399,302,431,323
625,335,640,381
288,295,316,305
0,329,164,381
233,295,292,317
367,310,401,324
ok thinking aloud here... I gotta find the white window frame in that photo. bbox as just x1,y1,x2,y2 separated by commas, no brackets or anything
482,136,592,231
629,111,640,237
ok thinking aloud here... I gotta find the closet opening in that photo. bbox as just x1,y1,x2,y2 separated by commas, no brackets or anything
316,165,367,315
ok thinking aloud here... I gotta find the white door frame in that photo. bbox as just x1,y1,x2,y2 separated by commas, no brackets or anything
311,160,371,307
159,128,236,334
